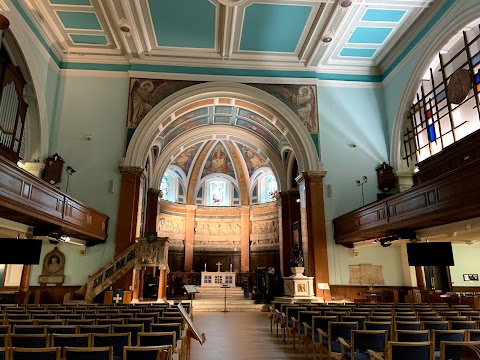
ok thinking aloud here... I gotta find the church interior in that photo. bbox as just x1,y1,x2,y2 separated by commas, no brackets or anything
1,0,480,358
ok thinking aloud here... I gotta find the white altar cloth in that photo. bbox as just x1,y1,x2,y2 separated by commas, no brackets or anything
201,271,236,287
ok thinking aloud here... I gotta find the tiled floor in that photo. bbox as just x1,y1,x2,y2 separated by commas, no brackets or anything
190,312,308,360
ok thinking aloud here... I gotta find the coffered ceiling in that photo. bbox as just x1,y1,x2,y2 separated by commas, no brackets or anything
11,0,440,78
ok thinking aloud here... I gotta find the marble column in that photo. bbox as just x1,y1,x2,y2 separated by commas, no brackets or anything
278,191,300,276
240,206,250,272
145,188,161,233
115,166,145,254
295,171,329,298
184,205,197,271
19,264,31,292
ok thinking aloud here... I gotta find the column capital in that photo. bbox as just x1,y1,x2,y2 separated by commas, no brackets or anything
185,204,198,211
0,14,10,30
147,188,161,196
240,205,251,212
295,171,327,184
119,166,144,175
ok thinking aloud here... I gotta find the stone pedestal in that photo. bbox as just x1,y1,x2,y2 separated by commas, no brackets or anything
283,268,315,297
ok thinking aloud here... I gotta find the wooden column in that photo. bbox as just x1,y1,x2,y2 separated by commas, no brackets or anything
145,188,160,233
296,171,329,298
19,265,31,292
138,269,145,300
131,268,141,302
184,205,196,271
416,266,426,290
240,206,250,272
279,191,300,276
115,167,144,254
157,267,167,302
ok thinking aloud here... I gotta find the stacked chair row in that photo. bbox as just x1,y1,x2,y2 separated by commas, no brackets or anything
269,302,480,359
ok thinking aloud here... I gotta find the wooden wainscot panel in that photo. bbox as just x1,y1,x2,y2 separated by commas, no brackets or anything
29,184,65,217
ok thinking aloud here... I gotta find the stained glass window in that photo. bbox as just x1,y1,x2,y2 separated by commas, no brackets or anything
209,180,227,206
266,175,278,201
160,174,169,197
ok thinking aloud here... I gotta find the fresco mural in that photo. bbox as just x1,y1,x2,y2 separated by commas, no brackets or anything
172,143,203,176
237,144,267,177
127,79,198,128
201,142,236,179
162,117,209,144
235,118,279,150
249,84,318,133
237,108,284,139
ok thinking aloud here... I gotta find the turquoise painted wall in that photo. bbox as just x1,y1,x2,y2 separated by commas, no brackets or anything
450,245,480,288
316,84,406,285
30,73,130,286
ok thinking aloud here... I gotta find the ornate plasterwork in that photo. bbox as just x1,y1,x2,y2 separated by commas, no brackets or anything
157,215,185,248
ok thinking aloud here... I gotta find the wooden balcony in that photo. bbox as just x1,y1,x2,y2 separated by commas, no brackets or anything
0,156,108,244
333,158,480,247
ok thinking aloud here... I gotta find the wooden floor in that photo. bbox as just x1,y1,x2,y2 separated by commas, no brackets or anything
190,312,307,360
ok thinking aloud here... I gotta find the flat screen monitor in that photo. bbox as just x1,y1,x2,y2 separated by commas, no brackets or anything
407,242,454,266
0,239,42,264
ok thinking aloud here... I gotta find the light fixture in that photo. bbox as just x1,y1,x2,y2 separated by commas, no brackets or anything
118,19,131,33
322,36,333,43
340,0,352,7
356,176,368,206
317,283,330,302
60,235,70,242
321,30,335,46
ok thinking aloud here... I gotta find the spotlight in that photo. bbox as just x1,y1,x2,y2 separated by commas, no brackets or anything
66,166,76,174
340,0,352,7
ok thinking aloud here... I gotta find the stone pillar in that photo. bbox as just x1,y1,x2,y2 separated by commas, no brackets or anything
415,266,426,290
295,171,329,298
138,269,145,300
157,266,167,302
279,191,300,276
19,264,31,292
131,268,141,303
184,205,197,271
115,167,144,254
240,206,250,272
145,188,161,233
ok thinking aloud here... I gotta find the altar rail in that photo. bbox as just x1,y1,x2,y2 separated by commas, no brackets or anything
0,156,109,243
333,158,480,246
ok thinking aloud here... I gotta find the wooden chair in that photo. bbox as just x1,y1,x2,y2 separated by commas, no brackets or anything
422,321,449,331
51,333,90,349
439,340,480,360
13,325,46,334
63,346,113,360
9,347,61,360
449,320,476,330
46,325,77,335
137,332,177,350
78,325,110,334
394,330,430,342
318,321,358,360
112,324,143,346
431,329,465,353
0,347,5,360
0,334,7,348
92,332,131,359
307,316,337,360
368,341,434,360
468,329,480,341
10,333,49,347
123,345,172,360
338,330,387,360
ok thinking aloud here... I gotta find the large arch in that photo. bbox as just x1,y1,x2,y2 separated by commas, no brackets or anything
389,2,480,171
124,82,321,188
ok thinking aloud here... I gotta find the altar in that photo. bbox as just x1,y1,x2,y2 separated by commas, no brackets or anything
201,272,236,287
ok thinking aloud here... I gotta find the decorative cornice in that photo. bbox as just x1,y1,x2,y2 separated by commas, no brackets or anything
118,166,144,175
295,171,327,184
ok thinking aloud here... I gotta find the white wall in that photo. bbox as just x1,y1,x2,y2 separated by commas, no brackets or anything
29,72,130,286
450,245,480,288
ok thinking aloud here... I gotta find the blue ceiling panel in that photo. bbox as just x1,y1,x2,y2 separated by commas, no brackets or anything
50,0,91,5
362,9,406,22
240,4,311,52
340,48,377,58
56,11,101,30
148,0,215,49
70,34,107,45
348,27,393,44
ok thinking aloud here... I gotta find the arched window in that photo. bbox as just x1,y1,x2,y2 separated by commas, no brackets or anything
259,173,278,203
207,179,230,206
160,172,177,202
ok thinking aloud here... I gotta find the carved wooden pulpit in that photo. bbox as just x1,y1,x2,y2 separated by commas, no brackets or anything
132,236,169,302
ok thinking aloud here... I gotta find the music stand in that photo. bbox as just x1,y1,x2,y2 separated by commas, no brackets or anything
221,284,230,313
183,285,199,309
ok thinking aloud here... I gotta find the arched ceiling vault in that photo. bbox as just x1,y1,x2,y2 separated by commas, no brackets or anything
125,82,321,189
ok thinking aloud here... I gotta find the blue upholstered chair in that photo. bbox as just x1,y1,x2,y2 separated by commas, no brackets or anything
123,345,172,360
368,341,434,360
10,333,49,348
319,321,358,360
63,346,113,360
92,332,131,360
395,330,430,342
9,347,61,360
339,330,387,360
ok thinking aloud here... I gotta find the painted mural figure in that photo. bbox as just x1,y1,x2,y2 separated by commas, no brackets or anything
242,146,265,170
128,80,154,127
207,145,231,173
292,86,314,130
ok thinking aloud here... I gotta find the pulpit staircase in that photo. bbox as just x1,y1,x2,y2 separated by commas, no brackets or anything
64,243,138,304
